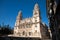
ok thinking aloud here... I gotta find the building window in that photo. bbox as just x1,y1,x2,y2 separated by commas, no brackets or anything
23,31,25,35
35,30,37,33
29,24,31,28
34,13,37,15
35,20,37,22
26,25,31,28
29,32,31,35
35,25,37,27
19,27,20,29
14,31,16,34
26,25,28,28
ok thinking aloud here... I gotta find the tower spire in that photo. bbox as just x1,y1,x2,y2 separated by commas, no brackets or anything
17,10,22,20
15,10,22,26
33,3,40,17
34,3,39,11
18,11,22,17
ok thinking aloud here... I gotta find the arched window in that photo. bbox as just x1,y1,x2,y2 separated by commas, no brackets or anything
29,32,31,35
34,13,37,15
35,24,37,27
23,31,25,35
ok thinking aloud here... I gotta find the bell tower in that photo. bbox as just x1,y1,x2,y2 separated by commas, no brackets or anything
33,3,41,23
15,11,22,27
33,3,41,38
33,3,40,17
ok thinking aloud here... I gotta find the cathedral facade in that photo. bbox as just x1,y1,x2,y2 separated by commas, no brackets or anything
14,3,50,39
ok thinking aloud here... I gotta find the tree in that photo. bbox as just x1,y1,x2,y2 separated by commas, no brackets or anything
0,24,13,36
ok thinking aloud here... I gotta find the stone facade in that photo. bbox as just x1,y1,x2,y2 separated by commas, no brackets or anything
14,3,50,39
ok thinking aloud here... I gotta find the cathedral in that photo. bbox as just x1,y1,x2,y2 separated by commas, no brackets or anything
14,3,50,39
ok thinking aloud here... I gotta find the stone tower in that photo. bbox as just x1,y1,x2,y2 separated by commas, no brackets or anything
32,3,41,38
15,11,22,26
33,3,40,17
14,11,22,35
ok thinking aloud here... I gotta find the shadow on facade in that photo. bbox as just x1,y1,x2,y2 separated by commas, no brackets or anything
0,37,41,40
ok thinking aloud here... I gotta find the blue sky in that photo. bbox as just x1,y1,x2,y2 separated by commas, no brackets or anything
0,0,49,28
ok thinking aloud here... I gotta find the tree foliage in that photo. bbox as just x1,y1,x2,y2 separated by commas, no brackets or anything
0,24,13,36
